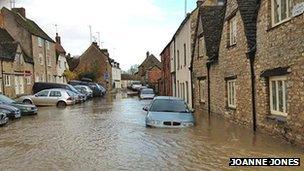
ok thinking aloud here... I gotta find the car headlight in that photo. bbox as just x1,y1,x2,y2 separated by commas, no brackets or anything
148,120,161,125
182,122,194,127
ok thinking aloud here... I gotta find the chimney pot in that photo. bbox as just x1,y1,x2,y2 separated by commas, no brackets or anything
12,8,26,18
55,33,61,44
146,51,150,58
196,0,204,7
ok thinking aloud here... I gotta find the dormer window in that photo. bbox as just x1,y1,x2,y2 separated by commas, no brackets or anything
38,37,44,47
228,16,237,46
271,0,293,26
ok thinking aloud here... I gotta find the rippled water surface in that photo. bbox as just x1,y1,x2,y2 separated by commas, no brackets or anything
0,93,303,170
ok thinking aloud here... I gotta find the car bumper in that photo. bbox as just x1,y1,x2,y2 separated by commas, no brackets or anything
0,117,8,126
21,109,38,116
146,120,194,128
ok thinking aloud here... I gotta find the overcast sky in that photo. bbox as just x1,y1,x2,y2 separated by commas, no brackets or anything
2,0,197,70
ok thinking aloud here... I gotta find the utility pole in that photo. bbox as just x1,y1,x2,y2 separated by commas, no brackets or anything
96,32,101,46
55,24,58,33
89,25,92,44
185,0,187,17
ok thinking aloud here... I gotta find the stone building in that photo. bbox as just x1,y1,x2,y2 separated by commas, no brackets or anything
0,7,57,83
137,51,162,87
73,42,112,90
159,42,172,96
0,28,34,98
191,0,304,146
111,60,121,89
55,33,69,83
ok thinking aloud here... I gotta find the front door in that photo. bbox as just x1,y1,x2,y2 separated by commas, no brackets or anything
15,76,19,95
14,76,24,95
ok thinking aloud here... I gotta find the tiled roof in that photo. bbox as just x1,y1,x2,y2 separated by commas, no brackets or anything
0,42,18,61
200,5,226,61
55,42,66,55
67,57,80,71
236,0,261,55
0,28,14,43
2,7,54,42
139,54,162,69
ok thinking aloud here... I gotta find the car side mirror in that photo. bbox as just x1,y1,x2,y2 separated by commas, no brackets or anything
143,106,149,111
34,94,38,97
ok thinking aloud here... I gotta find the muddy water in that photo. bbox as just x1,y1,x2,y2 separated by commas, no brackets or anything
0,93,303,170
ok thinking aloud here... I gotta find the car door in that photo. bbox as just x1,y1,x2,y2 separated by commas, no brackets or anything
34,90,50,106
48,91,62,105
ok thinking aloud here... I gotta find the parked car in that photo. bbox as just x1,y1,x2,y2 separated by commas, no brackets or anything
74,85,93,98
131,81,142,91
139,88,155,99
69,80,105,97
0,112,8,126
97,84,107,95
0,94,38,116
19,89,76,107
139,86,148,91
0,103,21,119
33,82,86,103
144,96,195,128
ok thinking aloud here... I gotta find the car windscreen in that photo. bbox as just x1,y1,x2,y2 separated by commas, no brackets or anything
0,94,15,104
68,85,80,94
141,89,154,94
149,99,189,113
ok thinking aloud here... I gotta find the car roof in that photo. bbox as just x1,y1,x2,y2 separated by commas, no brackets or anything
141,88,153,91
154,96,183,101
39,88,67,91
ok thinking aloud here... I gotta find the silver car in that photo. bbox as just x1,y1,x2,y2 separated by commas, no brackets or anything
144,96,195,128
19,89,76,107
74,85,93,98
0,112,8,126
139,88,155,99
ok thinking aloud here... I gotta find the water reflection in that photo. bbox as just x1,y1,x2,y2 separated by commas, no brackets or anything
0,94,302,170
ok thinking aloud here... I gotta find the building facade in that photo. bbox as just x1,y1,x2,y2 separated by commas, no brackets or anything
0,7,57,83
191,0,304,146
159,43,172,96
111,61,121,89
55,33,69,83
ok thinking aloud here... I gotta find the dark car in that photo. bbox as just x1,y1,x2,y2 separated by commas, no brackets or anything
0,94,37,115
69,80,105,97
0,103,21,119
33,82,86,102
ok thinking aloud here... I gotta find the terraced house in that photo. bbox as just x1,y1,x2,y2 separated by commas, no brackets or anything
191,0,304,146
0,7,57,84
0,28,34,98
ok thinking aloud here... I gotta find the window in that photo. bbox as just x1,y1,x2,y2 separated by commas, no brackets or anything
227,79,236,108
186,81,189,103
217,0,225,5
177,50,180,70
199,79,206,102
199,37,205,57
39,53,43,65
38,37,44,47
49,91,61,97
183,44,187,66
58,61,62,69
46,41,50,50
36,90,49,97
270,76,287,116
64,62,67,70
26,76,31,85
35,74,39,82
5,75,11,86
272,0,293,26
47,57,51,66
229,16,237,46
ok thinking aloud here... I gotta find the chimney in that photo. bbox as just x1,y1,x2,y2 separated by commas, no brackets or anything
12,8,26,18
146,51,150,58
196,0,204,7
55,33,61,44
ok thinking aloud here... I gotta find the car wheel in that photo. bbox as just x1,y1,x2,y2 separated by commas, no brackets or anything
57,101,67,108
23,99,32,104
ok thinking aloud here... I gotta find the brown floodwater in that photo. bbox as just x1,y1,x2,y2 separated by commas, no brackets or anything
0,93,303,170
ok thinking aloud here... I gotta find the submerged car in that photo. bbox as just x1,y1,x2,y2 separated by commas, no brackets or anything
139,88,155,99
0,103,21,119
0,94,38,115
19,89,76,107
0,112,8,126
144,96,195,128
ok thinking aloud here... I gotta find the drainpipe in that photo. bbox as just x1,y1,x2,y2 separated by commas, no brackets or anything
44,40,48,82
247,49,257,132
207,61,211,117
1,60,5,94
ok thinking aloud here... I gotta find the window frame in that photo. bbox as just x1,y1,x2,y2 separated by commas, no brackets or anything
38,37,44,47
271,0,293,27
269,76,288,116
227,79,236,108
5,75,11,87
39,53,44,66
183,43,187,67
199,79,206,103
198,36,205,58
26,76,31,85
229,16,237,46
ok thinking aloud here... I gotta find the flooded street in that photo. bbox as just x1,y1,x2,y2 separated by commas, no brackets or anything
0,93,303,170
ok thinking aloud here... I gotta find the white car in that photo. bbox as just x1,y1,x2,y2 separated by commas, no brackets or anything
140,88,155,99
131,81,142,91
